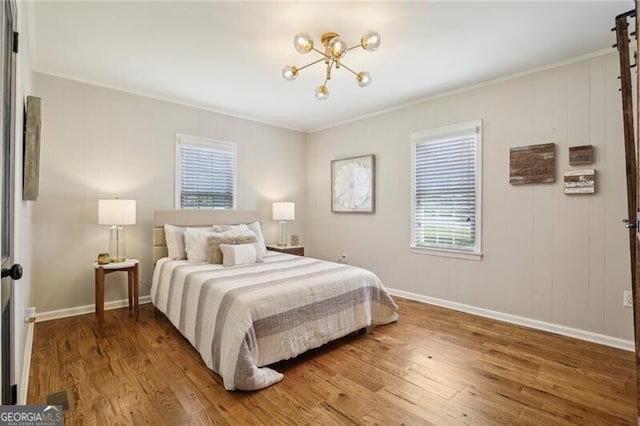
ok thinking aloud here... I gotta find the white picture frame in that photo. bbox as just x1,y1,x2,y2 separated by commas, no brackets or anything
331,154,375,213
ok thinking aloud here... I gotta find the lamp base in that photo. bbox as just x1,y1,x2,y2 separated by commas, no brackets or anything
109,225,127,263
277,221,288,247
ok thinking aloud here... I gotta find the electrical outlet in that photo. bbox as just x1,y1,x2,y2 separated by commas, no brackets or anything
337,253,347,264
623,290,633,308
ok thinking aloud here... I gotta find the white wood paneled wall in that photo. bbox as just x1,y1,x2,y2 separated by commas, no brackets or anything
307,52,633,341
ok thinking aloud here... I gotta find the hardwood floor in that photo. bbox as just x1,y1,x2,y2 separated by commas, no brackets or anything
28,298,636,425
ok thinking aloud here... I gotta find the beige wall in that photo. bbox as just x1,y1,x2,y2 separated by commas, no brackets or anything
33,73,307,313
307,52,633,341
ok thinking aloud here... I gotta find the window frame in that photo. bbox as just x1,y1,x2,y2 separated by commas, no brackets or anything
410,120,482,260
174,133,237,210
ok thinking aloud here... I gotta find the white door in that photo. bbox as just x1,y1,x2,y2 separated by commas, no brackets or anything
0,0,19,405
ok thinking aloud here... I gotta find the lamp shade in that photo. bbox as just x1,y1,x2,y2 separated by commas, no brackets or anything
272,202,295,221
98,199,136,225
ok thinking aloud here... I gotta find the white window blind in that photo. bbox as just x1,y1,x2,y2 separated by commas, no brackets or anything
175,135,236,209
411,121,481,256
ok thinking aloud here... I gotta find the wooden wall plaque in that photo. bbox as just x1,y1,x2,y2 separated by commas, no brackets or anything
569,145,593,165
564,169,595,194
23,95,41,201
509,143,555,185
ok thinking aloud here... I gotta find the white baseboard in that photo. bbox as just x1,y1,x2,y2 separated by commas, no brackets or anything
33,290,635,351
18,321,34,405
36,296,152,323
388,288,635,352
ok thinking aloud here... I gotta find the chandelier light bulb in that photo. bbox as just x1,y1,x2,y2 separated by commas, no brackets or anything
282,65,298,81
294,33,314,54
315,85,330,100
361,30,381,52
328,36,348,59
356,71,372,87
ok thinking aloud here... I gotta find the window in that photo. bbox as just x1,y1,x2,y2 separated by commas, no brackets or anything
175,134,236,209
411,120,482,259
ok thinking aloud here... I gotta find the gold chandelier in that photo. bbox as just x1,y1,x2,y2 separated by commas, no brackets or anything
282,30,381,100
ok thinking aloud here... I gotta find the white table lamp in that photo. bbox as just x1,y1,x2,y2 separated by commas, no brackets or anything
273,202,295,247
98,199,136,262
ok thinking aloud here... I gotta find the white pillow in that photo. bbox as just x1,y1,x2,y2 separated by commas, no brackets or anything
219,243,263,267
164,224,188,260
183,227,223,262
165,224,221,260
219,224,249,232
219,222,268,257
246,221,268,257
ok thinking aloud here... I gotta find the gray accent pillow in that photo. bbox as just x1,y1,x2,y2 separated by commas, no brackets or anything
207,230,258,264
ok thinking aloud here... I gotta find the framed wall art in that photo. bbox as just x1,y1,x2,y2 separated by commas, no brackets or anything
331,154,375,213
23,95,41,201
569,145,594,165
564,168,595,194
509,142,555,185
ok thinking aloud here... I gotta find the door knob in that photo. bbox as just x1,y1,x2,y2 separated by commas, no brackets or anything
1,264,22,280
623,218,637,229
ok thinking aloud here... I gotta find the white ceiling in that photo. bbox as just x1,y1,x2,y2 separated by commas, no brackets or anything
30,1,633,133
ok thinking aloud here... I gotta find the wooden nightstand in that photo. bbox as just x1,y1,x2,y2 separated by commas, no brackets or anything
266,245,304,256
93,258,139,323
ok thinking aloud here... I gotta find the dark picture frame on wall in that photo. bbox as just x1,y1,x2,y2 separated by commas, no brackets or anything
331,154,375,213
23,95,41,201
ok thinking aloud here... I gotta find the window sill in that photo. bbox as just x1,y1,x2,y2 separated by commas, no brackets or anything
410,246,483,261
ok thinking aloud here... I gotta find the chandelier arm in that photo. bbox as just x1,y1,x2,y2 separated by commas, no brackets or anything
347,45,361,51
339,63,358,76
296,57,327,72
311,47,330,58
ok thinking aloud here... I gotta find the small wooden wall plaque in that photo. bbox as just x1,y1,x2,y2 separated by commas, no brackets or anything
509,143,555,185
569,145,593,165
564,169,595,194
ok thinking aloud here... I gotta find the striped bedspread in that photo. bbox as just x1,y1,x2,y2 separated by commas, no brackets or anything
150,251,398,391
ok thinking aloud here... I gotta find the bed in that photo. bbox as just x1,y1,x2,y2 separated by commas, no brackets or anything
151,209,398,391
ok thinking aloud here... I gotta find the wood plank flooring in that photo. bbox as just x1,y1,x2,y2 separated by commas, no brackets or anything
28,298,636,425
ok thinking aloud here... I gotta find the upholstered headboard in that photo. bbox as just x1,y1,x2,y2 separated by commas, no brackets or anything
152,209,262,263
